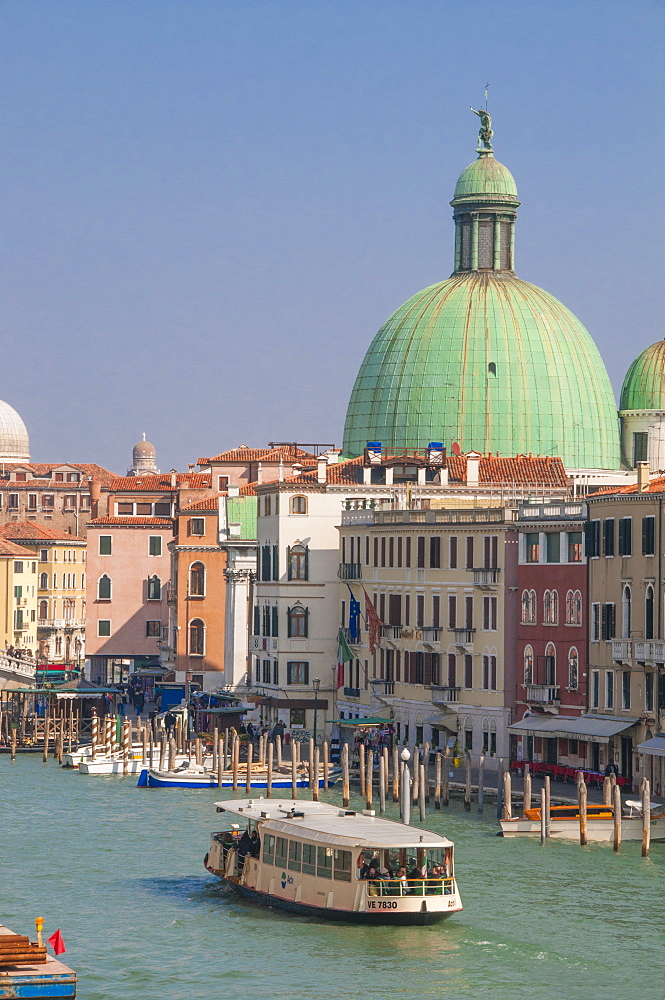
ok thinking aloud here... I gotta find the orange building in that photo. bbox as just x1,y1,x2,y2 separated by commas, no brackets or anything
167,490,257,693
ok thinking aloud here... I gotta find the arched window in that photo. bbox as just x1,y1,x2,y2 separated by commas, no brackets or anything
38,600,48,621
646,585,655,639
98,574,111,600
287,604,309,638
189,562,205,597
189,618,205,656
147,575,161,601
521,590,532,624
573,590,582,625
481,717,490,754
565,589,574,624
544,590,558,624
288,542,309,581
290,495,308,514
39,572,48,589
489,719,497,756
545,642,556,684
568,647,579,690
523,645,534,685
622,586,631,638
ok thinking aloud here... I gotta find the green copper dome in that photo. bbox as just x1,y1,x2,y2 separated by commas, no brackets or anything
453,151,518,200
342,118,621,469
620,340,665,411
342,273,620,468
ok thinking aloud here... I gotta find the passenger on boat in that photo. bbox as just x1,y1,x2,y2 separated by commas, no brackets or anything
249,830,261,858
237,829,253,870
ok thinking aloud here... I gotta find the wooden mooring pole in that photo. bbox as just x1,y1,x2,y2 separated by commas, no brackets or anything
392,746,399,803
267,740,274,798
502,770,512,821
245,742,253,794
578,775,588,846
540,787,546,844
442,748,450,807
342,743,350,808
613,783,622,852
464,751,472,811
523,763,532,814
641,778,651,858
379,755,386,813
419,764,426,821
312,747,320,802
544,775,551,838
323,741,329,791
291,752,298,799
359,744,366,799
366,753,373,811
434,752,442,810
478,754,485,813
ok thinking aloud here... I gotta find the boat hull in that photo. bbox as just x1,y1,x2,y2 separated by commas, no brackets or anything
139,768,337,789
225,880,453,925
500,815,665,841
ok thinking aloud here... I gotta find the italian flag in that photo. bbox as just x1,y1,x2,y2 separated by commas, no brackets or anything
336,629,353,689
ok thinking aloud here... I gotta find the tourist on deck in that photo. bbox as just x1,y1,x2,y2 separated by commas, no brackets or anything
237,829,253,870
249,830,261,858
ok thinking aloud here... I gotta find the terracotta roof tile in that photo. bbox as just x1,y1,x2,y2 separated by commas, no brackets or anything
0,537,32,557
198,445,316,465
107,473,211,492
261,453,568,488
87,517,173,527
0,462,117,483
592,475,665,496
0,521,84,542
180,496,221,511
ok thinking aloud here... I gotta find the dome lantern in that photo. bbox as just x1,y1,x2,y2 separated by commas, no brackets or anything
450,108,520,274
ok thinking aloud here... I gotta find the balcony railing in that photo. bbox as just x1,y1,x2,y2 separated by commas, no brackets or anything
338,563,362,580
525,684,560,704
379,625,441,644
380,625,402,640
429,685,460,703
635,641,665,663
249,635,279,653
611,640,632,661
343,687,360,698
38,618,82,628
370,678,395,696
341,627,362,645
473,568,500,585
450,628,476,645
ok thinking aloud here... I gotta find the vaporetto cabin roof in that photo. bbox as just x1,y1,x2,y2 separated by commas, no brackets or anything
216,799,453,850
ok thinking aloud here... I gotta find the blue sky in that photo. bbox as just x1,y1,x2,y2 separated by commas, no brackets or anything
2,1,664,472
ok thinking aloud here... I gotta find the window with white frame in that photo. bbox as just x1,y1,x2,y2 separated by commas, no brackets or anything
98,574,111,600
290,495,308,514
147,575,161,601
189,618,205,655
189,562,205,597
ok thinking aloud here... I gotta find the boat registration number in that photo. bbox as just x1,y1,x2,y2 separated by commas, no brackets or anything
367,900,398,909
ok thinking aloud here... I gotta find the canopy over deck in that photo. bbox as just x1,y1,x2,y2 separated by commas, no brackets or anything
215,798,453,849
508,714,639,745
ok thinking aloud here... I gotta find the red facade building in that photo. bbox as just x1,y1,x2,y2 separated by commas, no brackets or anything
514,501,588,768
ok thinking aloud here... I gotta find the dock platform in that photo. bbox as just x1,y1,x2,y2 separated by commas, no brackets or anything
0,924,76,998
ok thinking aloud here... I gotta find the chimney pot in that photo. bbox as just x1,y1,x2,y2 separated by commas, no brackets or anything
637,461,650,492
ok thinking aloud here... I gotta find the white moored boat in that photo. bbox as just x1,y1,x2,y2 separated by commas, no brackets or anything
500,799,665,841
62,744,146,768
205,798,462,924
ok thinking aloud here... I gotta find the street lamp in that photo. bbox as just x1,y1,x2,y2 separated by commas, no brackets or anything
312,677,321,745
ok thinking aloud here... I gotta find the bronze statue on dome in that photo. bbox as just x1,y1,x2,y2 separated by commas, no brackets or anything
470,106,493,150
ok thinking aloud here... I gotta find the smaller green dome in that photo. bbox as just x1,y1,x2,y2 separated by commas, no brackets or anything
621,340,665,411
452,150,518,201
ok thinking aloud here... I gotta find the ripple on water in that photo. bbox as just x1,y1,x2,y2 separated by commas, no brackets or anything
1,758,664,1000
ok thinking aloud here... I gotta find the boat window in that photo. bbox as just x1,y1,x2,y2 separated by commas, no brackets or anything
317,846,333,879
333,849,352,882
302,842,316,875
275,837,288,868
288,841,302,872
263,834,275,866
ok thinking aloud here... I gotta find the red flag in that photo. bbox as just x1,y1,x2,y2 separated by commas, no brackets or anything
47,930,66,956
363,588,383,655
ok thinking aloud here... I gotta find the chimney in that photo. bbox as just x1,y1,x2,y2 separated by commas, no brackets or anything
257,462,263,485
466,452,480,486
637,460,650,492
317,457,327,484
170,469,177,489
326,450,341,465
278,458,285,482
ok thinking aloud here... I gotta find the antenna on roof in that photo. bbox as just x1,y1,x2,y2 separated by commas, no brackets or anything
452,442,462,457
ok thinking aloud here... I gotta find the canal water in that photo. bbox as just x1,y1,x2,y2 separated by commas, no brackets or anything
2,756,663,1000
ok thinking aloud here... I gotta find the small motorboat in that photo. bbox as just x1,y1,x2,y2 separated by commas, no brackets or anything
500,799,665,841
138,764,341,789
